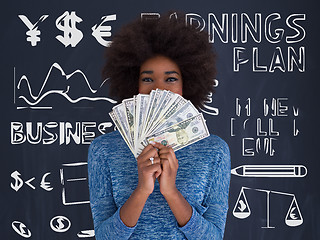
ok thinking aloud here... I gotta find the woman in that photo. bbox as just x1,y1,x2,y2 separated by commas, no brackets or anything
88,12,231,240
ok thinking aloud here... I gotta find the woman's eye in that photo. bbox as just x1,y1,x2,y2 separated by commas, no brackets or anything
141,78,153,82
166,77,178,82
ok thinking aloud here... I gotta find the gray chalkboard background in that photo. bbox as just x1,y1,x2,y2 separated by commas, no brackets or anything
1,0,319,239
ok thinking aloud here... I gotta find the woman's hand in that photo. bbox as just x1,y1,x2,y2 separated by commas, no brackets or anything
136,144,162,195
152,142,179,197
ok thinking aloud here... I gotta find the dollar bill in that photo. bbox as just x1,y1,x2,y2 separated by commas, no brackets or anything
145,95,187,136
139,90,156,138
109,89,209,158
142,89,162,137
109,110,134,153
142,113,209,153
123,98,135,149
152,100,199,133
146,90,178,133
112,103,133,148
144,90,168,133
134,94,149,156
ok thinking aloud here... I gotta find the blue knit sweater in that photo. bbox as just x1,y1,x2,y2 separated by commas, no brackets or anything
88,130,230,239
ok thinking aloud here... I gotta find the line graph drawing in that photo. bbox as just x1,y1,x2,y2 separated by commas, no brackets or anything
14,63,117,109
233,186,303,228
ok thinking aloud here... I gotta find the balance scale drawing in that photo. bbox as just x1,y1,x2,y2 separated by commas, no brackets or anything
233,186,303,228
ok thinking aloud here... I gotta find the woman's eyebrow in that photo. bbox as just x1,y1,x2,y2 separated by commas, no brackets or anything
140,71,153,75
140,70,180,75
165,71,180,75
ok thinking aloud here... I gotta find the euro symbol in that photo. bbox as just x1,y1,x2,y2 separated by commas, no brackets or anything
10,171,24,192
40,172,53,191
92,14,116,47
290,207,298,220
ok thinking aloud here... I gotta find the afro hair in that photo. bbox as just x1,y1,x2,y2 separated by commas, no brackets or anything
102,11,217,109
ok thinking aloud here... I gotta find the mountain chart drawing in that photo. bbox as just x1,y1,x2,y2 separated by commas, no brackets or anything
16,62,117,108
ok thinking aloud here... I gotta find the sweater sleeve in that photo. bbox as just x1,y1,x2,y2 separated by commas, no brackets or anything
87,139,136,240
178,139,231,240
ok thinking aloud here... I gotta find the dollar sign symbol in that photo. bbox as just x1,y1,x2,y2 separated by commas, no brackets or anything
10,171,24,192
56,218,65,230
55,11,83,47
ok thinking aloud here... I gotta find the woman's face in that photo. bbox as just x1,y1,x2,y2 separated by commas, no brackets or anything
138,55,183,95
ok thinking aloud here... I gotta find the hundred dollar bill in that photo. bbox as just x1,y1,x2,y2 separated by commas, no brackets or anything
123,98,135,149
152,100,199,133
142,89,162,137
135,90,160,156
146,90,178,133
112,103,133,149
137,94,150,137
134,94,149,156
154,91,179,117
109,110,134,153
142,113,209,154
140,90,156,139
144,90,168,134
145,94,187,136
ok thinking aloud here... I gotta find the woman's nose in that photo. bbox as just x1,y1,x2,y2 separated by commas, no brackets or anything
153,80,165,91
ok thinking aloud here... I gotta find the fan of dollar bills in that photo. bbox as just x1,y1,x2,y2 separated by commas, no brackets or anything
109,89,210,158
